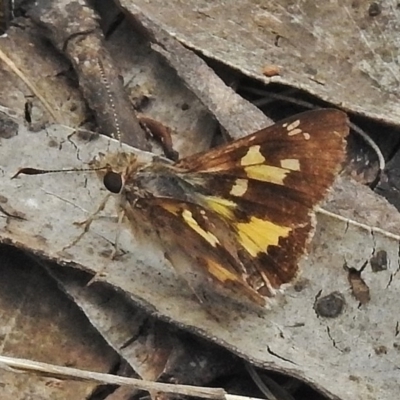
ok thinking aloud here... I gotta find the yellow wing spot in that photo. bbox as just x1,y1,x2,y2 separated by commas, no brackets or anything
236,217,291,257
162,202,181,215
205,258,241,283
244,164,289,185
204,196,236,219
230,178,248,197
204,258,265,305
181,209,219,247
280,158,301,171
241,145,265,166
286,120,301,131
287,128,303,137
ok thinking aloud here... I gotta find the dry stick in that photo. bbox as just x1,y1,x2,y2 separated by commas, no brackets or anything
0,48,62,123
0,355,264,400
0,355,224,399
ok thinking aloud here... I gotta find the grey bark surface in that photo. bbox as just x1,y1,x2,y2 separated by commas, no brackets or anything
119,0,400,125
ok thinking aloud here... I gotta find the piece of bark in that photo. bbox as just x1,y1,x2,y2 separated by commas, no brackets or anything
0,245,118,400
44,263,236,388
28,0,149,150
118,1,272,139
120,0,400,126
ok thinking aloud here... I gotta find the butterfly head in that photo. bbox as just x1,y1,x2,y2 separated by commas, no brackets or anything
89,152,146,194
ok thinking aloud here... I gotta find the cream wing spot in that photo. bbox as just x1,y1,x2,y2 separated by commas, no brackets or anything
181,209,219,247
303,132,310,140
287,128,303,137
280,158,301,171
248,135,257,142
286,120,301,131
230,179,249,197
241,145,265,166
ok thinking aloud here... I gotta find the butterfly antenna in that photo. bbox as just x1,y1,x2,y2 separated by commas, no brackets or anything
98,61,122,147
11,166,107,179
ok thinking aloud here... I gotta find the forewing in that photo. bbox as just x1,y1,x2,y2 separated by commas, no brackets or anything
176,109,348,205
174,109,349,296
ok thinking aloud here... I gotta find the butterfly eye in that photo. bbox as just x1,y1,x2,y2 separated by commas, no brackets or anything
104,171,123,194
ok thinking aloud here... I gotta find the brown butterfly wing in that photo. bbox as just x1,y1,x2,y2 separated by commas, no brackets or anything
173,109,348,296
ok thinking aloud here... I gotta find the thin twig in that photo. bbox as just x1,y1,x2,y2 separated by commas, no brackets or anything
0,355,263,400
317,207,400,242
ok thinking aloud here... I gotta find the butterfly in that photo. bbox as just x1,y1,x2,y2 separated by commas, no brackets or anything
14,109,348,307
81,108,349,307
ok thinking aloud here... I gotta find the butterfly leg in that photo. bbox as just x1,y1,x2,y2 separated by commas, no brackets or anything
109,206,126,259
61,192,112,252
84,205,127,286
